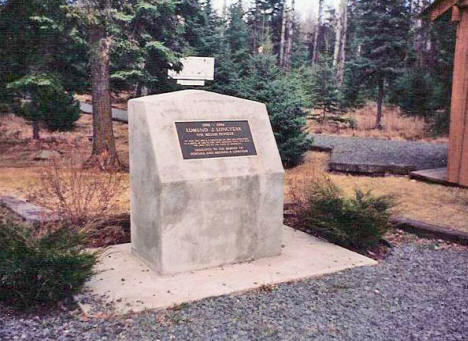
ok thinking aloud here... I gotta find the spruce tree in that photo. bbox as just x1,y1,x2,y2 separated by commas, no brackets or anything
306,60,341,119
8,74,80,139
355,0,410,129
237,38,311,167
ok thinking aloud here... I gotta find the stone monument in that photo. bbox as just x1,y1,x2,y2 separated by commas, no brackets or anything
129,90,284,275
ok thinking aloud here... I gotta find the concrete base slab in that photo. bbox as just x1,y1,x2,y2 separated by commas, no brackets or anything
85,226,377,315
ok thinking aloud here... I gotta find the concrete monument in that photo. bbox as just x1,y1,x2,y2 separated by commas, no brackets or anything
129,90,284,275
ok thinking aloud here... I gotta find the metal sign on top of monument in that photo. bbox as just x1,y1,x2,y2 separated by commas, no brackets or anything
168,57,215,86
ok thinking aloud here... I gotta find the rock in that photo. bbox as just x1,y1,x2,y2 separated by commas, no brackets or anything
33,150,60,161
0,195,58,224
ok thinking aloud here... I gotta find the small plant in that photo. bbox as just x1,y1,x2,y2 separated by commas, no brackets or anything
29,151,126,227
0,221,96,309
294,175,395,251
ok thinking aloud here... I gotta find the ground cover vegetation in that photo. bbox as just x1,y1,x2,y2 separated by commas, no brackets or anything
0,220,96,310
292,174,395,251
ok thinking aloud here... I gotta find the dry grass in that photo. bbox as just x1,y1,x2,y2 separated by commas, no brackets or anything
0,113,129,167
28,152,127,225
1,112,466,235
0,113,131,218
308,103,448,143
286,151,468,233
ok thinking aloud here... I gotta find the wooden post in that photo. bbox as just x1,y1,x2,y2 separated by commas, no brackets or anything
447,2,468,186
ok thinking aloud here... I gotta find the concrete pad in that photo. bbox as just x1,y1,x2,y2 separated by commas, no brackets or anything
85,226,377,315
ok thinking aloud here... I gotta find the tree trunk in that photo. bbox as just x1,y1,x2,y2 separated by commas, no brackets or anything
279,4,287,66
333,5,342,68
312,0,323,64
284,0,295,71
376,77,384,130
89,24,120,169
334,0,348,85
414,0,425,67
32,120,40,140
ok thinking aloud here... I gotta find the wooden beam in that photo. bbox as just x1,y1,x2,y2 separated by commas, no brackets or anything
447,6,468,186
424,0,458,21
452,5,461,22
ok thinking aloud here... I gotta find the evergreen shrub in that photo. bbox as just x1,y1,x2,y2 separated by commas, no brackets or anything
0,222,96,309
303,62,341,117
295,176,395,251
237,54,311,168
390,69,445,118
8,74,80,133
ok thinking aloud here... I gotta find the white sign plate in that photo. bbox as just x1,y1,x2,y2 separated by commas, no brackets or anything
168,57,215,81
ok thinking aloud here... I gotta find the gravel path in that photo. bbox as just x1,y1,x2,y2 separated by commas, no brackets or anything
1,243,467,340
311,135,448,174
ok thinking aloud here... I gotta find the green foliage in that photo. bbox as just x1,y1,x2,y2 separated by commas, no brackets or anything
351,0,410,117
237,53,311,167
207,1,249,95
0,0,88,99
296,176,395,250
390,68,446,118
108,0,185,94
355,0,410,82
303,60,341,116
339,61,366,110
8,74,80,133
429,110,450,137
225,1,250,65
0,222,96,309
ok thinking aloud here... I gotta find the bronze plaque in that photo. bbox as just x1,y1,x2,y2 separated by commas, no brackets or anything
175,120,257,160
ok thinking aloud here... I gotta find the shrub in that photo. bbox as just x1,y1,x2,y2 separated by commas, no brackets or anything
29,152,126,226
389,69,446,118
294,176,395,250
303,62,341,117
7,73,80,138
237,53,311,168
0,222,96,309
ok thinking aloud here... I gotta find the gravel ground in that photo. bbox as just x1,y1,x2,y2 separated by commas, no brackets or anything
1,242,467,340
311,135,448,174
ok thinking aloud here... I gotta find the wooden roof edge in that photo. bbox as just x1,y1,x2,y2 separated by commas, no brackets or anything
421,0,458,21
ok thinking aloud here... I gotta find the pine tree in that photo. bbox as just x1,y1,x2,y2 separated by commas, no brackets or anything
65,0,183,168
209,1,249,94
8,74,80,139
306,60,341,119
248,0,285,57
0,0,88,99
0,0,84,138
237,38,311,167
225,1,250,66
355,0,410,129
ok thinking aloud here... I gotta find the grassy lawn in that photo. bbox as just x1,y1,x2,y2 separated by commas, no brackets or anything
1,112,467,233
